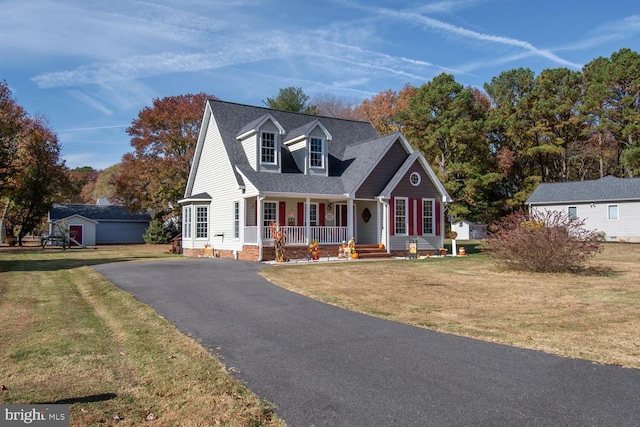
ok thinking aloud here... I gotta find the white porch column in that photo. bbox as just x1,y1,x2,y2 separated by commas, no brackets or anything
347,198,354,240
305,197,311,243
257,195,263,261
376,200,381,245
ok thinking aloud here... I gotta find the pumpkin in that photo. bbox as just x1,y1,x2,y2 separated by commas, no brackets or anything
378,243,385,249
352,252,360,259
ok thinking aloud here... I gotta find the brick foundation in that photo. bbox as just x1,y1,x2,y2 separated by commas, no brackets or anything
182,245,325,261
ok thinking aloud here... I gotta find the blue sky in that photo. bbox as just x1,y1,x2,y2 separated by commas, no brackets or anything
2,0,639,170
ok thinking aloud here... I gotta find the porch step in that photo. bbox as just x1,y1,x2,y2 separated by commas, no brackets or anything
354,245,392,259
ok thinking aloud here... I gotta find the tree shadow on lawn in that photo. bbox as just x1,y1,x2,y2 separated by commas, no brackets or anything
36,393,118,405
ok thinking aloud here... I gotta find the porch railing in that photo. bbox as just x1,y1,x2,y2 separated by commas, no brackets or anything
243,226,348,245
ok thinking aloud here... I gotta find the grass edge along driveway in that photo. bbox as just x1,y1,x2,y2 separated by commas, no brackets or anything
0,245,286,427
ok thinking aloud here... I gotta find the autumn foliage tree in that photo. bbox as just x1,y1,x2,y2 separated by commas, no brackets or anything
355,84,416,135
115,93,213,218
5,116,70,245
0,80,26,191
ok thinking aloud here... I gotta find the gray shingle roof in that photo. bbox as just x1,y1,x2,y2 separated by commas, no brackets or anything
526,176,640,204
49,204,151,222
206,100,385,195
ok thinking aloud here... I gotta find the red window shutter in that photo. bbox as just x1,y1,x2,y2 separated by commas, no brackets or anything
389,197,395,236
297,202,304,226
319,203,326,226
408,198,415,236
435,200,441,236
279,201,286,226
416,199,423,236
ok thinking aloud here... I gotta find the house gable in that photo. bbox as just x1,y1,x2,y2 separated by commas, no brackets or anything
380,152,452,203
354,137,410,199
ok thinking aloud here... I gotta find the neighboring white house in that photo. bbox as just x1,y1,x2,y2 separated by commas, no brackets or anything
525,176,640,242
179,100,452,261
450,220,487,240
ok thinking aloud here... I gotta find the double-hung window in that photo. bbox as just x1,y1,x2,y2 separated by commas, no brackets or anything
608,204,619,221
568,206,577,220
261,132,276,164
263,202,277,226
307,203,318,226
195,206,208,239
310,138,323,168
395,198,407,235
233,202,240,239
422,199,434,235
183,206,192,239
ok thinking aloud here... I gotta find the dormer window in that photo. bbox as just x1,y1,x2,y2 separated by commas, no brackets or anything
310,137,324,168
261,132,276,164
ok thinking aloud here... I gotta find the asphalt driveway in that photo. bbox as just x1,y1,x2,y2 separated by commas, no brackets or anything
93,258,640,426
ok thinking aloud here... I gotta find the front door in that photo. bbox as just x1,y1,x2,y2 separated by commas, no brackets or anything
69,225,83,246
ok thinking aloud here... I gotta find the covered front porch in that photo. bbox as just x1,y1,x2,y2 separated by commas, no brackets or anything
241,196,384,259
244,225,349,246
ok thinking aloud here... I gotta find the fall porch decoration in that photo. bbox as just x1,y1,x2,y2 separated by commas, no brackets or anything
270,222,286,262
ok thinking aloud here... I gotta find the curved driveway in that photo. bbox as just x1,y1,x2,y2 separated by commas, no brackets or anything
93,258,640,426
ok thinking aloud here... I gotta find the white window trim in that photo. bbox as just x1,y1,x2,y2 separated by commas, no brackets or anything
260,131,277,165
309,137,324,169
183,206,192,239
410,172,421,186
607,204,619,221
233,201,240,240
195,205,209,240
422,198,435,235
395,197,408,236
263,201,278,226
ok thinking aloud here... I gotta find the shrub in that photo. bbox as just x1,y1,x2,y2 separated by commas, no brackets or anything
484,209,602,273
143,218,171,244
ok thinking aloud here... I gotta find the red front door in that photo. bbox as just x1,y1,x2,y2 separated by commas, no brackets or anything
69,225,83,246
